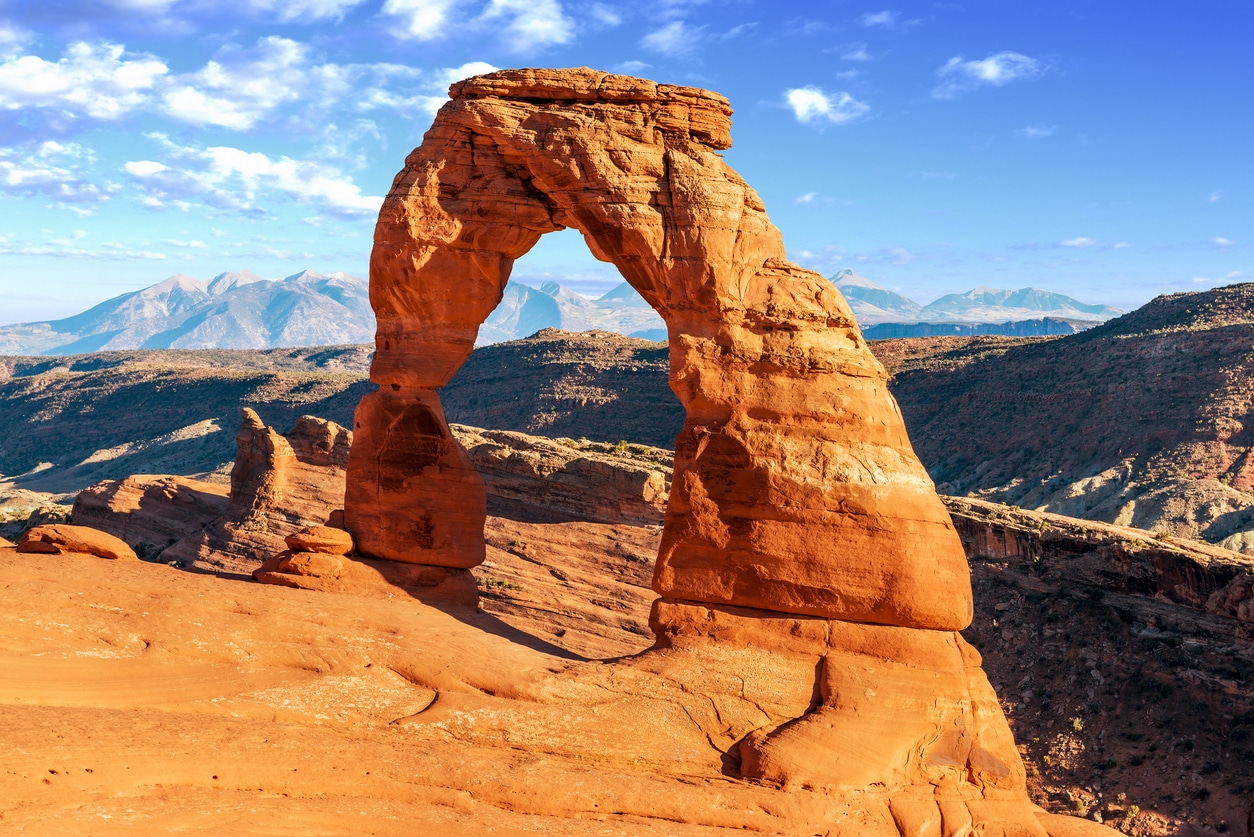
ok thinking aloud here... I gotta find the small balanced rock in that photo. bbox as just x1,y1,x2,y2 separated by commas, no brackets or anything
253,525,356,584
284,525,354,555
17,524,138,561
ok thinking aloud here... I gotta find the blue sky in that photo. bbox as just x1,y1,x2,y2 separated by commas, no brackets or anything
0,0,1249,323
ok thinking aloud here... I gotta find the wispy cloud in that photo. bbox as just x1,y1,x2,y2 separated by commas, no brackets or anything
784,86,870,126
0,141,118,206
640,20,706,57
933,51,1045,99
840,42,872,61
0,37,493,133
614,60,651,74
382,0,575,51
795,192,817,204
0,238,167,260
161,37,325,130
1192,270,1248,285
1213,237,1235,246
1059,237,1098,248
1017,123,1056,139
1209,189,1223,202
860,10,898,28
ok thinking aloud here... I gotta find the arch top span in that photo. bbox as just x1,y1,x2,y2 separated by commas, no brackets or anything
346,67,974,631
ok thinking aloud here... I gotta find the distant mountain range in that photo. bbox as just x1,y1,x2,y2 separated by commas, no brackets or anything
830,269,1122,328
0,266,1118,356
0,270,667,356
0,270,376,355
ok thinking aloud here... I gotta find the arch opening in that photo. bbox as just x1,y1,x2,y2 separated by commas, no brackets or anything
343,68,975,632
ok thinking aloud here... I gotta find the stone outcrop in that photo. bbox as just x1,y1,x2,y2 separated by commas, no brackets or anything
944,496,1254,627
17,523,137,561
451,424,669,526
340,66,1108,832
162,409,352,573
72,475,229,559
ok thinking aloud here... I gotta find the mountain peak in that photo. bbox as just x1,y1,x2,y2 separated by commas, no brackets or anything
208,270,268,296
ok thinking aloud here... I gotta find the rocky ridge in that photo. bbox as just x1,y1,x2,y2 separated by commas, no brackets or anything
883,284,1254,551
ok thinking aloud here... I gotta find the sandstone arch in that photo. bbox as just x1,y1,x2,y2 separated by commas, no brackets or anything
344,68,972,631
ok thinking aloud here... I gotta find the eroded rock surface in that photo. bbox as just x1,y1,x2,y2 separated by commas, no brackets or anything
72,475,229,559
338,66,1103,832
452,424,670,526
162,408,352,573
349,66,971,630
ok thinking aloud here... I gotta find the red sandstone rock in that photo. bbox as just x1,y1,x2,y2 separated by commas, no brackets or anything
348,66,971,630
17,524,137,561
273,66,1108,834
285,526,353,555
72,475,229,557
451,425,669,526
162,409,352,573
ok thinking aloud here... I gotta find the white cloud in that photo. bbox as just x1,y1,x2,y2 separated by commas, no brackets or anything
1018,123,1055,138
1213,237,1235,246
0,24,31,58
358,60,497,115
795,192,817,204
860,10,898,28
0,42,167,120
124,135,383,218
640,20,706,57
383,0,457,39
1112,241,1131,249
161,37,330,130
0,239,166,260
0,141,117,205
1059,237,1098,248
482,0,574,50
933,51,1045,99
784,86,870,126
245,0,369,22
384,0,573,50
841,43,872,61
615,60,651,74
1209,190,1223,202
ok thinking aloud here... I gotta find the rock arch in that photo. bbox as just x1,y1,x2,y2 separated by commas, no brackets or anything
344,67,971,631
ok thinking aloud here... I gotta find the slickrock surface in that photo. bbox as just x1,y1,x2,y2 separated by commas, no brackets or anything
16,523,137,561
72,475,230,559
351,67,972,630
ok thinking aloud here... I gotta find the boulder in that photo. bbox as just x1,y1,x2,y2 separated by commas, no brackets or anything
17,524,137,561
285,526,354,555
